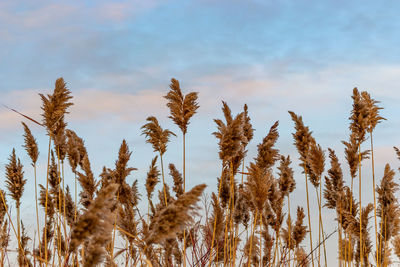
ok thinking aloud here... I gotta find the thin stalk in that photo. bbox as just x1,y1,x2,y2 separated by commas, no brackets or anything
44,135,52,267
62,163,66,237
370,132,379,267
208,168,225,267
318,184,328,266
159,153,168,206
318,189,321,265
288,196,292,267
183,133,187,267
338,201,343,267
378,214,384,266
259,212,262,267
358,144,363,266
229,161,235,266
34,164,42,262
383,216,387,267
347,177,354,267
56,149,62,264
233,159,246,267
0,189,27,264
74,172,77,222
272,225,281,266
17,205,20,262
303,168,315,267
247,210,258,267
110,191,120,261
223,206,230,265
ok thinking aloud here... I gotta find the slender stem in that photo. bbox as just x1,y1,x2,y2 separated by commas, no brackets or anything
208,168,225,267
62,163,66,237
348,176,354,267
34,164,41,263
383,216,387,266
183,133,186,192
316,185,327,267
44,135,52,267
358,144,363,266
229,161,235,266
183,133,187,267
17,204,20,261
259,212,262,267
288,195,292,267
379,214,384,266
338,201,343,267
159,153,168,206
247,210,258,267
370,132,379,267
303,168,315,267
110,191,120,261
56,148,62,264
0,191,27,264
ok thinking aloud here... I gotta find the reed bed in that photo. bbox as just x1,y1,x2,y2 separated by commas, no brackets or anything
1,77,400,267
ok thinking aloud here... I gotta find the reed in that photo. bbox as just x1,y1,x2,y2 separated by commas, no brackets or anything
3,78,400,266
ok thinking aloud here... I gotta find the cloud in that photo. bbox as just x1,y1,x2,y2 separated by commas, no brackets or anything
0,87,168,131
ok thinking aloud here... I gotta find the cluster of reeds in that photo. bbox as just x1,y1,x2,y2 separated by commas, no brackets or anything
1,78,400,267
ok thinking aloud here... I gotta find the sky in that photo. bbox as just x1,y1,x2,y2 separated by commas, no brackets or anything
1,0,400,264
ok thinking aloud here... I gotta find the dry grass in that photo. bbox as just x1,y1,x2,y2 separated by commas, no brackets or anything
2,78,400,267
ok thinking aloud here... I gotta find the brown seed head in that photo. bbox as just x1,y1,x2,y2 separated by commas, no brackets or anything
5,148,26,208
361,91,385,133
164,78,199,134
141,116,176,156
21,122,39,166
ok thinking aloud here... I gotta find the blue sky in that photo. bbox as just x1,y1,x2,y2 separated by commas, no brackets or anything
1,0,400,264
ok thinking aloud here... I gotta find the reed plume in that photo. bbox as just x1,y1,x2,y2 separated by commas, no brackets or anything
392,235,400,260
142,116,176,156
376,164,400,265
142,116,175,206
5,149,26,209
22,122,39,165
145,184,206,245
289,110,315,267
0,190,9,266
5,148,26,258
169,163,184,198
362,90,386,266
292,206,308,248
349,87,370,265
111,140,137,206
164,78,199,135
69,183,118,267
17,222,32,267
349,88,369,143
324,148,344,209
40,78,73,133
21,121,42,262
77,154,96,208
242,104,254,147
146,157,160,200
213,101,246,173
278,155,295,197
255,121,279,172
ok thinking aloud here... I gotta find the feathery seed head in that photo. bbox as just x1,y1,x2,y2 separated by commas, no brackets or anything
5,148,26,208
164,78,199,134
21,122,39,166
141,116,176,156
